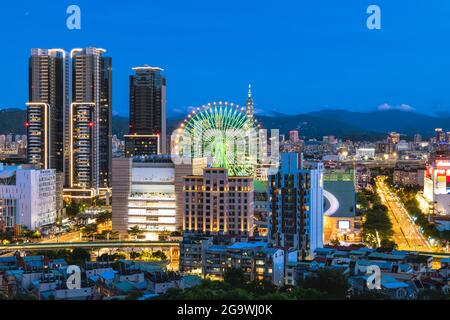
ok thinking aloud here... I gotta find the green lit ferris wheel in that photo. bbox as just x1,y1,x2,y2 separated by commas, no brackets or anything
173,101,261,176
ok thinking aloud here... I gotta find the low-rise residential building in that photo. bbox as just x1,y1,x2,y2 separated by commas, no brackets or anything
393,164,425,187
179,233,285,286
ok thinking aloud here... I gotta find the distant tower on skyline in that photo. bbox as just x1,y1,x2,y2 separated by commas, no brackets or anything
246,84,254,118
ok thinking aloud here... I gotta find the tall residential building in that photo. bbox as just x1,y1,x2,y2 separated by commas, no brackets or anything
435,128,445,143
388,132,401,144
246,84,254,118
27,48,69,177
183,167,254,236
414,134,422,144
0,163,57,230
268,152,324,260
289,130,299,144
112,155,177,240
68,47,112,198
125,66,166,157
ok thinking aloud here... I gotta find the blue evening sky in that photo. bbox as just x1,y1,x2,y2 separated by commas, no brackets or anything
1,0,450,117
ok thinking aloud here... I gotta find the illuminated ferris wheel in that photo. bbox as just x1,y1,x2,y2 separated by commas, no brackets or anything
172,101,261,176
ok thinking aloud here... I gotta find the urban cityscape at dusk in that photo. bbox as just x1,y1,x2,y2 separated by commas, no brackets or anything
0,0,449,312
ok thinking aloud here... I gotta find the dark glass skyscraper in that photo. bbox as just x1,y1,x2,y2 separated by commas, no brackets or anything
125,65,166,156
27,48,69,175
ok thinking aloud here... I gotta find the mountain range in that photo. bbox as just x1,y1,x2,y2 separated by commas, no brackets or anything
1,108,449,141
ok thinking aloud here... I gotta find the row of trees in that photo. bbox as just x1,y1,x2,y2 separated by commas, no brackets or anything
154,267,449,300
0,226,42,244
155,268,351,300
358,188,396,250
34,247,91,265
129,250,167,261
396,187,450,247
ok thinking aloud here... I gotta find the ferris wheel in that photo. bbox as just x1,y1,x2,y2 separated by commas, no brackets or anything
172,101,261,176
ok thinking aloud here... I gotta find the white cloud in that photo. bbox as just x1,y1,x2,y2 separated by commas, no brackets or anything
377,103,415,112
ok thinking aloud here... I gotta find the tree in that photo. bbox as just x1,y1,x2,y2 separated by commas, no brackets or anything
151,250,167,261
129,251,140,260
95,211,112,225
139,250,152,260
350,290,390,300
31,230,42,239
0,229,14,242
300,268,349,300
223,268,246,288
108,231,120,240
65,201,83,219
357,192,369,210
417,289,449,300
112,251,127,261
330,238,341,247
70,247,91,265
362,201,394,247
244,280,277,296
291,287,328,300
11,292,37,300
125,290,143,300
81,224,97,239
128,225,144,240
378,239,397,252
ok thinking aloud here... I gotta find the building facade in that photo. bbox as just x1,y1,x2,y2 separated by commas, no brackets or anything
423,155,450,215
268,153,324,260
0,164,57,230
112,156,177,240
179,233,284,286
67,47,112,198
393,164,425,187
27,48,69,177
183,168,254,236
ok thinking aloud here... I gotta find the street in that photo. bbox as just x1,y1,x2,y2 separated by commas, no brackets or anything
40,230,81,243
376,176,432,252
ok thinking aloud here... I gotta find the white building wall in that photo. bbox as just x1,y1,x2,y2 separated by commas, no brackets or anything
128,163,177,239
271,249,285,286
0,167,56,230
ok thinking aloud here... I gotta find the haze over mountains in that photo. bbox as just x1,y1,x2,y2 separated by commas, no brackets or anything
2,107,450,141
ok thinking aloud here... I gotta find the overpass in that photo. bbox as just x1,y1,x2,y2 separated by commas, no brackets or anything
1,241,448,260
412,251,450,259
337,159,426,169
0,240,180,251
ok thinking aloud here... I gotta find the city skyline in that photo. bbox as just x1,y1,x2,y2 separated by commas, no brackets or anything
2,1,450,117
1,1,450,303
